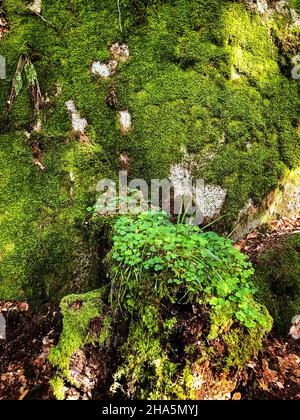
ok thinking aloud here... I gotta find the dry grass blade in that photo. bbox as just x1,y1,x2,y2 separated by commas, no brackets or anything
7,55,26,112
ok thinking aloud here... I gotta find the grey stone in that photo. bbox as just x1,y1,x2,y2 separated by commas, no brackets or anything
0,314,6,340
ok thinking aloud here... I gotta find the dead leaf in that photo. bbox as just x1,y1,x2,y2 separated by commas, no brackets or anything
262,359,278,385
276,381,285,389
258,379,269,391
234,240,247,251
19,389,29,401
247,231,258,240
18,302,29,312
232,392,242,400
277,355,300,376
294,369,300,378
290,377,300,386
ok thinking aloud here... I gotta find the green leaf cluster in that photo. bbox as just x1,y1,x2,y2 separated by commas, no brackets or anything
110,211,271,332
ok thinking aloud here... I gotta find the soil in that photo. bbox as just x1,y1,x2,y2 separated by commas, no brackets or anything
0,302,60,400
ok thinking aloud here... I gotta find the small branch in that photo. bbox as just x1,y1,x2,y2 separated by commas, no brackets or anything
33,11,56,28
7,55,26,112
117,0,123,33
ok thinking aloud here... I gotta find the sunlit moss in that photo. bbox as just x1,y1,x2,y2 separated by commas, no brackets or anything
254,233,300,336
0,0,299,302
49,288,111,399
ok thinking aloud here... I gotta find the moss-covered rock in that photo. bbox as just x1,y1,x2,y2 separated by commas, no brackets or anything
50,212,272,400
49,288,111,399
254,233,300,336
0,1,299,302
233,167,300,240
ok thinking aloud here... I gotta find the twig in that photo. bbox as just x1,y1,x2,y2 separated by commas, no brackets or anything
7,55,26,112
19,389,29,401
33,11,55,28
117,0,123,33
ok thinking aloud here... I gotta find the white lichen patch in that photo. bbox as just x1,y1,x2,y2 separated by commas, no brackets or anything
169,163,227,220
290,315,300,340
291,9,300,27
231,66,240,81
0,314,6,340
118,110,132,134
69,171,75,182
257,0,269,14
27,0,42,14
92,62,110,78
196,184,227,220
91,60,117,79
110,43,130,62
65,100,88,134
170,163,192,196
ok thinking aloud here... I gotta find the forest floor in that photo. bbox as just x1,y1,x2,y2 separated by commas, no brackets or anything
0,218,299,400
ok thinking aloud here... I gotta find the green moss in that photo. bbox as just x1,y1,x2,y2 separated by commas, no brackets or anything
116,1,300,224
50,376,65,401
107,212,272,399
290,0,300,13
49,288,111,399
0,129,112,302
254,233,300,336
0,0,299,301
49,212,272,399
222,315,270,369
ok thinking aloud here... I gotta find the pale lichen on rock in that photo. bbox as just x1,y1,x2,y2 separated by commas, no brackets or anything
169,163,227,220
27,0,42,15
110,43,130,62
118,110,132,134
91,60,118,79
65,100,89,144
0,314,6,340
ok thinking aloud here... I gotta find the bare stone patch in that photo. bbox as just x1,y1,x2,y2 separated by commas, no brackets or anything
118,110,132,134
233,168,300,240
197,184,228,220
110,43,130,62
0,314,6,340
169,163,227,221
91,60,118,79
290,315,300,340
65,100,89,144
27,0,42,14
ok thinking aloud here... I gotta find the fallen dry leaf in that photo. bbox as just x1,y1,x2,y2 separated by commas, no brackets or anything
19,389,29,401
18,302,29,312
276,381,285,389
290,377,300,386
294,369,300,378
234,240,247,251
232,392,242,400
262,359,278,385
277,355,300,376
258,379,269,392
247,232,258,240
